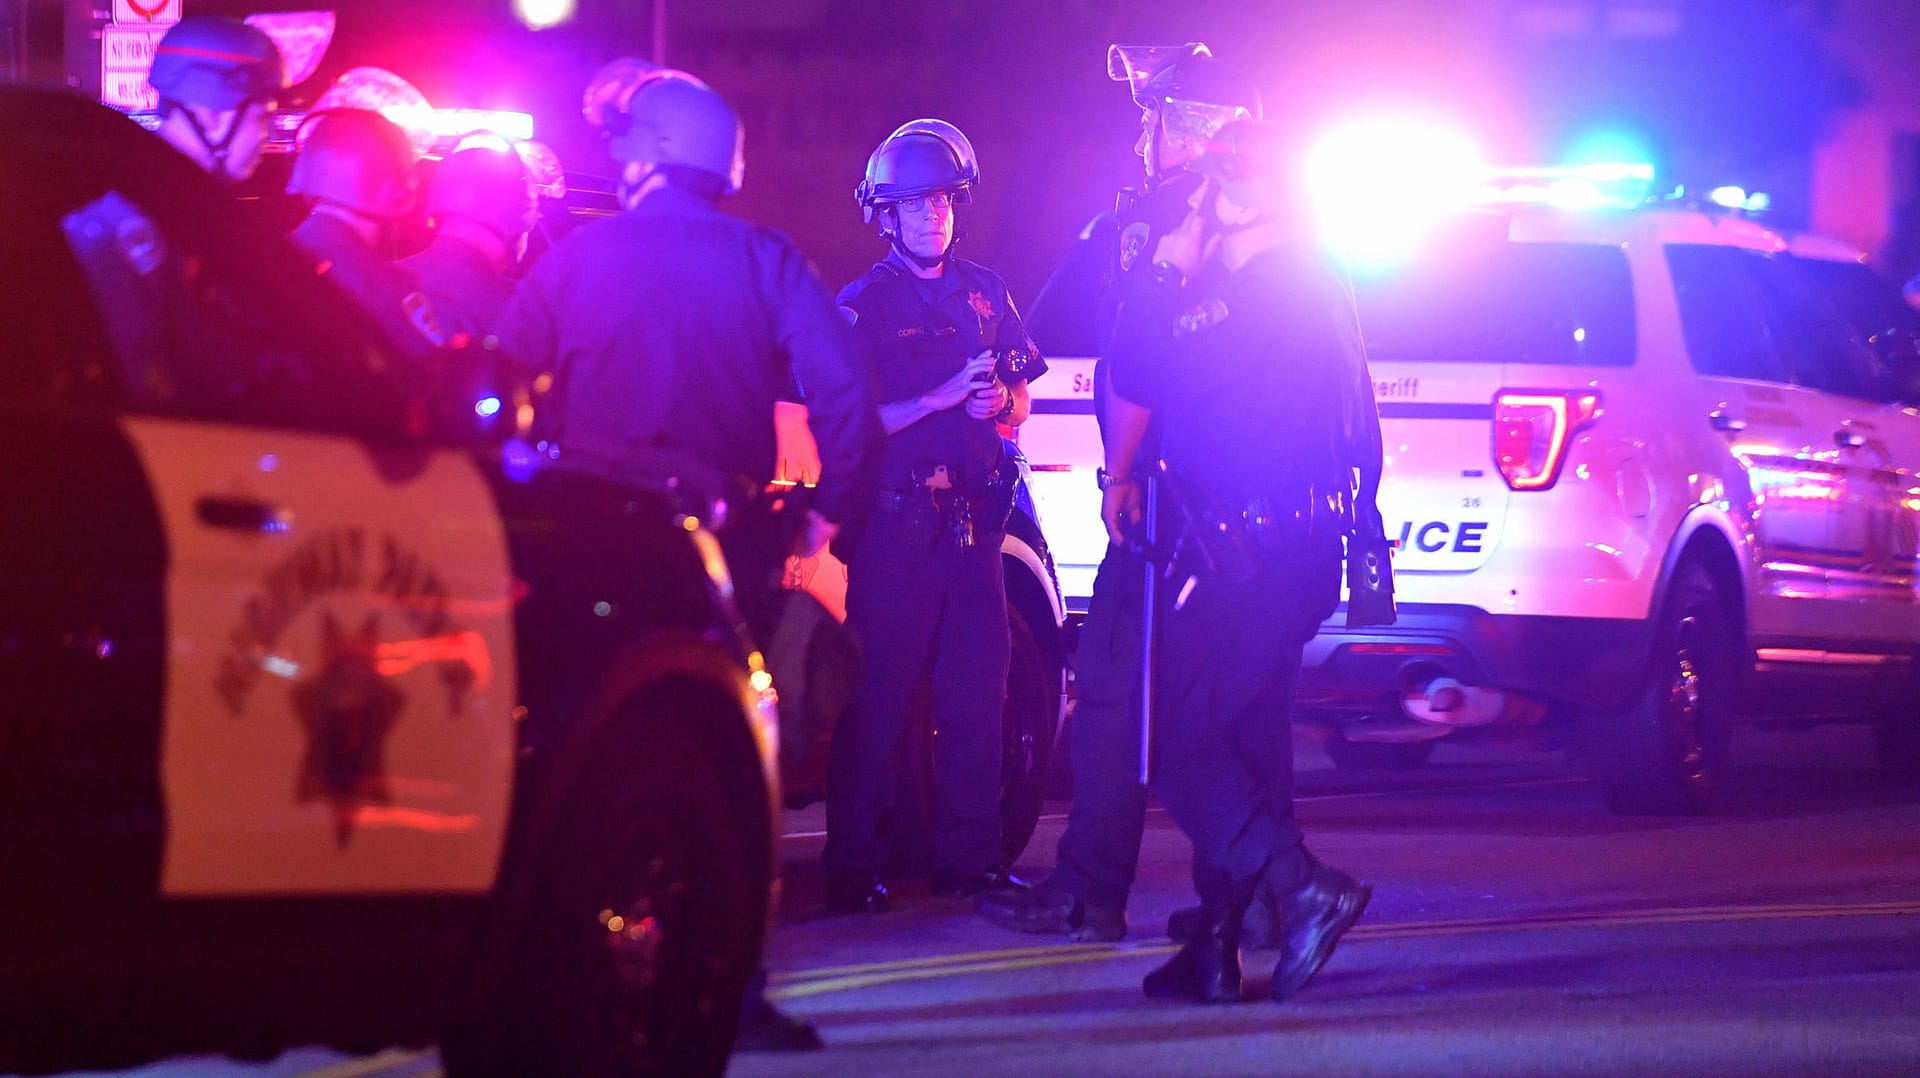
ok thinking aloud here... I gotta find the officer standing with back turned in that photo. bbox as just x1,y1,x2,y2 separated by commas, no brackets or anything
978,43,1262,944
822,119,1046,914
491,59,881,1053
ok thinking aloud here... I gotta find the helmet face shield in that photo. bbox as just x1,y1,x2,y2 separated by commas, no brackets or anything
1106,42,1212,104
855,118,979,223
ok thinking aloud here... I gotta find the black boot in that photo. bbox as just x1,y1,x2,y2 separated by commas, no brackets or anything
1269,861,1371,1001
1142,876,1257,1003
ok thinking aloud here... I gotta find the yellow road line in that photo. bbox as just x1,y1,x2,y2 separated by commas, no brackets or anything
766,900,1920,1002
295,1049,438,1078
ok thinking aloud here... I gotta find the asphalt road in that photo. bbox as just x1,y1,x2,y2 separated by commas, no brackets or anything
48,723,1920,1077
738,723,1920,1077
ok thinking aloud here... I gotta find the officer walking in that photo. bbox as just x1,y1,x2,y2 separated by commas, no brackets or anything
286,108,445,359
490,60,881,1052
1107,118,1374,1004
978,43,1260,944
822,119,1046,914
400,145,540,346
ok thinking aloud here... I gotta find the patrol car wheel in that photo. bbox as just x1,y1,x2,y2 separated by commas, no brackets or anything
1590,563,1736,815
883,599,1057,874
998,601,1057,864
475,687,770,1077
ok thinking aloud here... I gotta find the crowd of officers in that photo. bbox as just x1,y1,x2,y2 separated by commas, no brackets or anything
133,16,1384,1025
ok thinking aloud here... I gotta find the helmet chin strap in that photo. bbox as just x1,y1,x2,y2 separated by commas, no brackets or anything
880,208,955,270
169,99,247,180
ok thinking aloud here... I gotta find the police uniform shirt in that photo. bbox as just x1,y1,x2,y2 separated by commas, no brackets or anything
291,214,445,360
400,234,516,347
492,184,878,525
837,251,1046,491
1108,243,1361,506
1025,174,1199,443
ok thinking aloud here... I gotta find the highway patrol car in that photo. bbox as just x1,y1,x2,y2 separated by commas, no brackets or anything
2,88,775,1075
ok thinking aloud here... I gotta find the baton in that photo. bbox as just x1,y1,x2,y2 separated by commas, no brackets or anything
1138,467,1159,786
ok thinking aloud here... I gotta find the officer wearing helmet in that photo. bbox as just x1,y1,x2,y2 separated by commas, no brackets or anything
495,59,876,566
287,108,445,359
59,16,286,410
401,145,540,345
147,15,286,183
492,59,880,1054
977,43,1260,945
822,119,1046,915
1106,116,1377,1005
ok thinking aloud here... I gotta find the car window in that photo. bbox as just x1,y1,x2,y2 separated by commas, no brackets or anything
1745,255,1881,401
4,188,119,411
1665,244,1790,383
1352,236,1635,367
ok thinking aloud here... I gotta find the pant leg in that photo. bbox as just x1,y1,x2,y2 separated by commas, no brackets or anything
1151,561,1305,903
927,534,1013,876
824,505,944,876
1049,542,1152,908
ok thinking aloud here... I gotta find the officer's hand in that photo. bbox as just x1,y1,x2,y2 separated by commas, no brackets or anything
798,509,839,558
965,377,1010,420
1102,480,1141,547
923,350,998,412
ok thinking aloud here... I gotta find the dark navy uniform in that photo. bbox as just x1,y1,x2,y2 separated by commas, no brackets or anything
1108,242,1358,910
290,215,445,361
491,183,880,598
400,235,515,346
823,251,1045,884
1015,175,1197,920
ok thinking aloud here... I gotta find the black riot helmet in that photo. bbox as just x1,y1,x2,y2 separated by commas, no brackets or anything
854,119,978,224
1108,43,1263,181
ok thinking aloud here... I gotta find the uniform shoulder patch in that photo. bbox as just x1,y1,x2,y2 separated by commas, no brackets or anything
1175,297,1231,336
403,291,447,347
1118,221,1153,273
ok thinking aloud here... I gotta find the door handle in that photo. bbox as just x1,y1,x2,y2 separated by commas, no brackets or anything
1708,410,1747,432
1834,427,1868,450
195,496,290,532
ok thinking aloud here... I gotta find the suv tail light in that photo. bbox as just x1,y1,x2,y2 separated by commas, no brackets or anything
1493,390,1601,490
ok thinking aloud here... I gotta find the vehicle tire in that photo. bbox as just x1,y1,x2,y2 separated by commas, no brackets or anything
883,596,1058,873
456,685,771,1078
1588,562,1737,815
1325,735,1436,770
997,601,1057,864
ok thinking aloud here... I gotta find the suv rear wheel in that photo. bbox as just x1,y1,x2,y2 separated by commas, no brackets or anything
1588,562,1736,815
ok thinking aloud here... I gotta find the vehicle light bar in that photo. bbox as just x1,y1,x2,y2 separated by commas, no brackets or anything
1493,390,1601,491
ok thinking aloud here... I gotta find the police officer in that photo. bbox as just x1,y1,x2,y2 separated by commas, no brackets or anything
147,15,286,184
494,62,876,584
978,43,1260,944
821,119,1046,915
60,16,286,410
1107,118,1374,1004
287,108,445,359
400,144,540,346
491,65,880,1050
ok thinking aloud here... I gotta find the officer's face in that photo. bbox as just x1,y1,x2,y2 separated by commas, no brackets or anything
1137,107,1204,179
220,99,275,182
895,193,955,261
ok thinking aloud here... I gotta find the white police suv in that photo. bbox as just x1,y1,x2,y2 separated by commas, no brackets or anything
2,88,776,1075
1297,170,1920,814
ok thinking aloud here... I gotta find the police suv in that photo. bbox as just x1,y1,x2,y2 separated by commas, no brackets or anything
1297,174,1920,813
1024,167,1920,815
2,88,776,1075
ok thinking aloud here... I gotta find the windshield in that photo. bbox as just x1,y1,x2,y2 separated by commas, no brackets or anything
1352,235,1636,367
